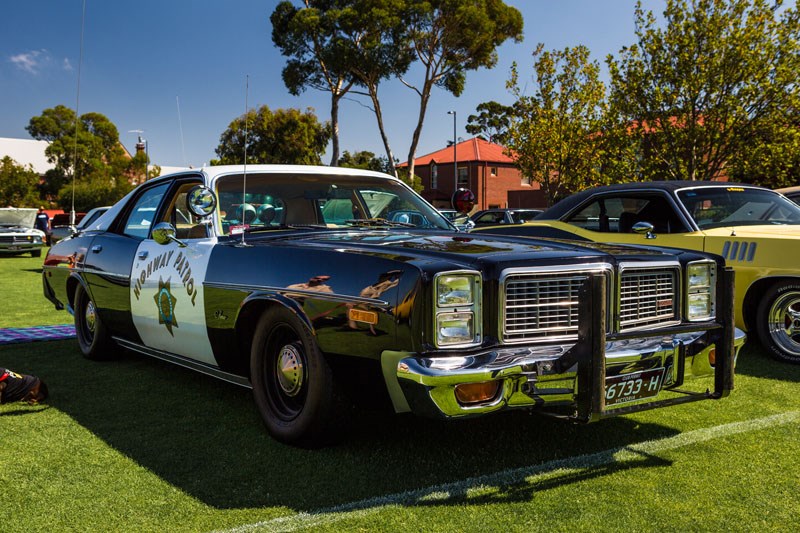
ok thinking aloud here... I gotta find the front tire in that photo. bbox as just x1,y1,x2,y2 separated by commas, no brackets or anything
756,281,800,364
250,306,348,446
74,283,114,360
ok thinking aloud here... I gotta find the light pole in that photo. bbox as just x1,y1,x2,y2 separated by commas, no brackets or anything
447,110,457,192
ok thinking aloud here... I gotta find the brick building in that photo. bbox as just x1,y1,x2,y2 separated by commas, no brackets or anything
399,137,546,211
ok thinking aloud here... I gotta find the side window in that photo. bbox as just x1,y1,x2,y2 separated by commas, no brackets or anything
122,183,169,239
567,195,685,234
475,212,504,225
160,182,210,239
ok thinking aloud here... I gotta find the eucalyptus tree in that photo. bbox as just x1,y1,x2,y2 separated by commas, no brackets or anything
336,0,414,177
271,1,355,166
504,44,607,206
465,100,515,144
401,0,523,181
606,0,800,182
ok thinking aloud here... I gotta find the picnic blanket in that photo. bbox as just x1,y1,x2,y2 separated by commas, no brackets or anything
0,325,76,345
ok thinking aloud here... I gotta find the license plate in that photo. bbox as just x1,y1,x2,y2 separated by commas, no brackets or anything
605,367,665,407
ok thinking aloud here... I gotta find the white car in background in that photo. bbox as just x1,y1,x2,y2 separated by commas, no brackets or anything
0,207,46,257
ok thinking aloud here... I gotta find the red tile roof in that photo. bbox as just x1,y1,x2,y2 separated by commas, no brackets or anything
399,137,514,166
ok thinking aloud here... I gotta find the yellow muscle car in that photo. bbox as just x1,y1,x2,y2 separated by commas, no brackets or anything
472,181,800,363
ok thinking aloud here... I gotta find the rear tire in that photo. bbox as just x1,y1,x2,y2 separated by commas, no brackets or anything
756,281,800,364
250,306,348,447
74,283,114,360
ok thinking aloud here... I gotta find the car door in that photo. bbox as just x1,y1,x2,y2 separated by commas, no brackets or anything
82,181,171,342
561,192,707,251
129,178,217,366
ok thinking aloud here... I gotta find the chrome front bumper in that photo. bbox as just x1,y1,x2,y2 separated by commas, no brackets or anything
393,328,746,419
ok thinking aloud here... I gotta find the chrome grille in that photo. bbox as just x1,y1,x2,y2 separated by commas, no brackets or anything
502,273,588,342
619,268,679,330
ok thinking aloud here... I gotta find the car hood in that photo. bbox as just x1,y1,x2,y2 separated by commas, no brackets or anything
702,225,800,240
252,230,679,266
0,208,36,229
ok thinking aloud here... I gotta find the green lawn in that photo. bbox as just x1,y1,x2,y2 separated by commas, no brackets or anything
2,252,799,532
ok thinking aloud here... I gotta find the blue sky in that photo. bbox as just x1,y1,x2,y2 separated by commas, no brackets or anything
1,1,664,169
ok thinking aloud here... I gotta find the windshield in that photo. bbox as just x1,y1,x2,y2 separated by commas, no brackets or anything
677,186,800,229
214,172,452,236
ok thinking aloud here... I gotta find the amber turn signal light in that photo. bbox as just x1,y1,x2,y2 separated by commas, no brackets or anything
454,381,500,405
708,347,716,367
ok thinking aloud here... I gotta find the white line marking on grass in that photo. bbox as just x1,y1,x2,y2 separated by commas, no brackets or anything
218,411,800,533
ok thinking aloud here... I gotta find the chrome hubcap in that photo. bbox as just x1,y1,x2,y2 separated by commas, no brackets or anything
276,343,304,396
768,291,800,357
85,300,97,334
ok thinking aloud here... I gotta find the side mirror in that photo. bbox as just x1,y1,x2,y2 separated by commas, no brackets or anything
451,188,476,214
632,221,656,239
186,185,217,217
152,222,187,247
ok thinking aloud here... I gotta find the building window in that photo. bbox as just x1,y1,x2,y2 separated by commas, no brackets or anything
457,167,468,188
431,163,438,189
490,167,498,176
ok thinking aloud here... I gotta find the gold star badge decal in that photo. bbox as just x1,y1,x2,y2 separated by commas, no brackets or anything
154,276,178,335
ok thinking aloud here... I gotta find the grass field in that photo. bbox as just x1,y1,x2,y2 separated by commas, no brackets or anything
2,252,799,532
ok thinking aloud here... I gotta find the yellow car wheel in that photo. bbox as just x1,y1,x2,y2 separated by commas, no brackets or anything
756,281,800,364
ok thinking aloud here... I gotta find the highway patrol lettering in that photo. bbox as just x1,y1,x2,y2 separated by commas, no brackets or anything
132,249,198,306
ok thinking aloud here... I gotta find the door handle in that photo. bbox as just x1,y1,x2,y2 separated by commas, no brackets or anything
91,245,103,253
138,250,149,260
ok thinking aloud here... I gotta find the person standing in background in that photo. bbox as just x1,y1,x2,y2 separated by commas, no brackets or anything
35,206,51,245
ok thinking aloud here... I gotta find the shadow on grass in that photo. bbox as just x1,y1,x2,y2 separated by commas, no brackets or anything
1,340,682,512
733,342,800,383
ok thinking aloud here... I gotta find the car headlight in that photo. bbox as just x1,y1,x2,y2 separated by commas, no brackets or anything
434,271,482,347
437,274,474,305
686,261,715,320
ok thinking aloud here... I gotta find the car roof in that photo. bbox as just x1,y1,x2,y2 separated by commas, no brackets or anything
539,180,765,220
153,164,399,184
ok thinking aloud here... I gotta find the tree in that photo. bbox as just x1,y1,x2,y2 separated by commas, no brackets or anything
728,108,800,188
401,0,523,181
0,157,41,207
504,45,608,206
58,176,133,213
465,100,514,143
27,106,131,180
606,0,800,182
214,105,332,165
27,105,140,210
337,0,415,177
337,150,395,173
271,1,356,166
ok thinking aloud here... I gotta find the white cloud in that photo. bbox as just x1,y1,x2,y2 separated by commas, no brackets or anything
9,49,53,74
63,57,73,71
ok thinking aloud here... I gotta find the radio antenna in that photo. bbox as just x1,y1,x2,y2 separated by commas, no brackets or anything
240,74,249,246
70,0,87,226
